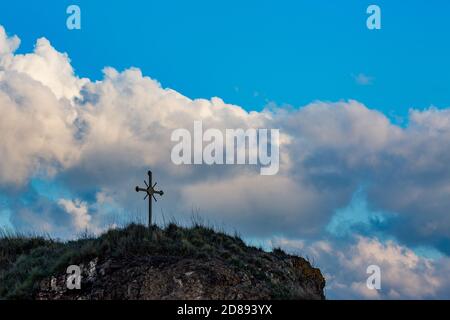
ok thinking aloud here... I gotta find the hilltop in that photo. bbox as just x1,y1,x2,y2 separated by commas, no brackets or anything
0,223,325,300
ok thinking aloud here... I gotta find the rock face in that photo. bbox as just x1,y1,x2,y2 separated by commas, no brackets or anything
37,254,325,300
1,224,325,300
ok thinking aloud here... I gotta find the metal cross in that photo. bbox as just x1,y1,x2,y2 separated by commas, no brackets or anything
135,170,164,228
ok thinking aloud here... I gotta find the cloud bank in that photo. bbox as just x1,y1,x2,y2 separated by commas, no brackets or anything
1,25,450,298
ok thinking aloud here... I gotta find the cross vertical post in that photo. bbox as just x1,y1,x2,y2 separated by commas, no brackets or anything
135,170,164,228
148,170,152,228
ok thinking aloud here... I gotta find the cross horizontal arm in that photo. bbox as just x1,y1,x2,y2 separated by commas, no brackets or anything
135,186,147,193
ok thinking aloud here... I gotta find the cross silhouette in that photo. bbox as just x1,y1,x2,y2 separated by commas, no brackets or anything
135,170,164,228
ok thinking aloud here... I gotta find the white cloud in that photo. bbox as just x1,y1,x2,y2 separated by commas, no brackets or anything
1,25,450,244
58,198,92,231
0,70,81,186
342,237,441,299
1,24,450,244
353,73,374,86
0,25,20,57
0,29,88,100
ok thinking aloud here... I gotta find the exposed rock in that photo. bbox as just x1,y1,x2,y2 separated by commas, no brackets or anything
36,255,325,300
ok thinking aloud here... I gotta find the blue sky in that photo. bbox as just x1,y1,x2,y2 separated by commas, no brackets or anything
2,0,450,117
2,1,450,299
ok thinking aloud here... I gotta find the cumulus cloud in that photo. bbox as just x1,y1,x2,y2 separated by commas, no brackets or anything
0,25,449,242
58,198,91,231
1,25,450,243
0,26,88,100
0,70,80,186
0,25,20,57
2,25,450,298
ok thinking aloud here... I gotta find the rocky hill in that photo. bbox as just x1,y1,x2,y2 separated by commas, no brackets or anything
0,224,325,300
